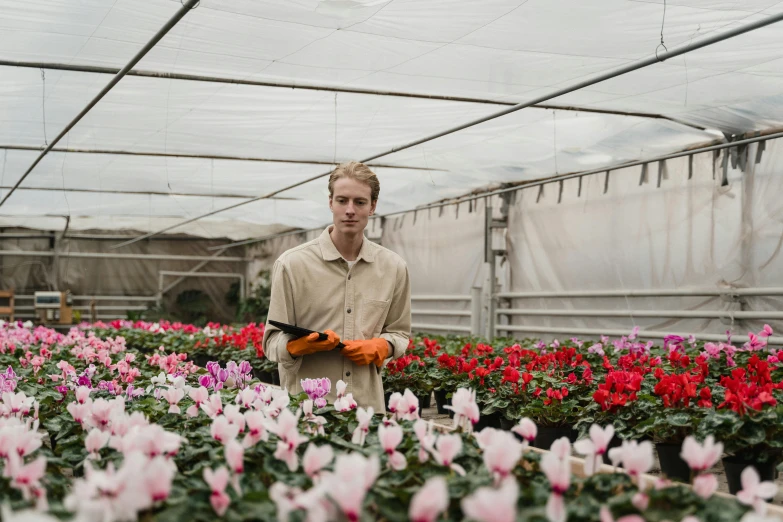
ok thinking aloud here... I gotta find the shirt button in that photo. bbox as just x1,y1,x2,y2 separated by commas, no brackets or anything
346,371,351,377
347,308,352,313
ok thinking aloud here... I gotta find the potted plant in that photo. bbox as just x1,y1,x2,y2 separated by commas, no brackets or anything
697,354,783,493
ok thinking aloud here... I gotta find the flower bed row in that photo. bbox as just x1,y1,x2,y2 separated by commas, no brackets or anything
0,321,777,521
84,320,277,380
78,319,783,487
385,327,783,488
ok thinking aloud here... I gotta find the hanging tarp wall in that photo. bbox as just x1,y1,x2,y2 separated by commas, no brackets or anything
381,196,510,334
376,135,783,341
0,230,245,323
245,229,322,286
504,136,783,339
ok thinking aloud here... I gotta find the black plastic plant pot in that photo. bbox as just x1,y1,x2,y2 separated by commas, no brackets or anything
723,455,778,495
602,435,624,465
655,442,691,483
533,426,578,450
473,412,502,432
434,389,450,414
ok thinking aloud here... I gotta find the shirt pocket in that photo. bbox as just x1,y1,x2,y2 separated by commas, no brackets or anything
361,298,390,339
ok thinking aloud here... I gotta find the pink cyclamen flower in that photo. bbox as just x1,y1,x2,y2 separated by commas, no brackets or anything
211,415,240,444
549,437,572,461
693,473,718,499
541,452,571,522
145,456,176,503
608,440,654,480
66,402,91,426
680,435,723,472
333,380,358,412
90,398,115,430
445,388,480,433
432,433,465,475
243,410,269,448
160,387,185,414
226,438,245,475
378,423,407,470
479,429,523,483
335,379,348,397
414,419,436,463
13,429,43,459
629,326,640,341
225,439,244,495
187,386,209,417
203,466,231,517
2,391,34,417
760,324,774,338
409,476,449,522
329,453,380,522
461,477,518,522
511,417,537,444
574,424,614,476
303,443,334,482
271,481,330,522
334,393,357,412
747,332,767,351
737,466,778,515
387,389,420,422
84,428,110,459
631,492,649,511
300,377,331,403
75,386,92,405
351,407,374,446
236,387,258,409
270,409,308,472
224,404,246,434
7,453,47,500
201,392,224,418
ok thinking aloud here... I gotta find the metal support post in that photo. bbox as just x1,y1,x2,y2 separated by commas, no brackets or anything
484,205,496,341
470,286,483,336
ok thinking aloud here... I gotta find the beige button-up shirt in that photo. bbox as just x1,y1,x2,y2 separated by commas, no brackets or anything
262,226,411,412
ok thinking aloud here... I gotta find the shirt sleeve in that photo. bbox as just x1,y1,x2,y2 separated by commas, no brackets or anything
262,258,302,373
379,259,412,360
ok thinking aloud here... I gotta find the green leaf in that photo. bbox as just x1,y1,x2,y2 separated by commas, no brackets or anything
666,412,692,427
738,423,767,446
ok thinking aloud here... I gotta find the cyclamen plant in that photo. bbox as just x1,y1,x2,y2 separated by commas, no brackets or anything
2,321,783,522
199,361,253,390
301,377,331,408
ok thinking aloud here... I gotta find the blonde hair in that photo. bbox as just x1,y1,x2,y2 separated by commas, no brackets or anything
328,161,380,202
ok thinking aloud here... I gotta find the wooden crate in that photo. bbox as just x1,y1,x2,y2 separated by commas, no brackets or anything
0,290,13,321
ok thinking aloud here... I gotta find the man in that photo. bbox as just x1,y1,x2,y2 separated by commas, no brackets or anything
262,161,411,412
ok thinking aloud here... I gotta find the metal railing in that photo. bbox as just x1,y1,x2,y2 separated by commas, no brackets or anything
496,309,783,320
11,294,157,320
497,324,783,345
411,294,475,335
493,286,783,343
496,287,783,298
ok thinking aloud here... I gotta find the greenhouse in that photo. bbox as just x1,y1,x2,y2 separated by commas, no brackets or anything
2,0,783,521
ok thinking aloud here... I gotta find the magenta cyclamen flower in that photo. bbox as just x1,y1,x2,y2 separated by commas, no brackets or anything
206,361,220,378
664,335,685,352
588,343,605,357
300,378,331,404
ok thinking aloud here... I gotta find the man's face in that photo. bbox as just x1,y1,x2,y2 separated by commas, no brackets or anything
329,177,376,235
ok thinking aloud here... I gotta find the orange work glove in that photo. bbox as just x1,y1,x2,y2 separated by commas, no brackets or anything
286,330,341,357
342,338,390,367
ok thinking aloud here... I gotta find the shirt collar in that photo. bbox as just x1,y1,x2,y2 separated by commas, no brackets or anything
319,225,376,263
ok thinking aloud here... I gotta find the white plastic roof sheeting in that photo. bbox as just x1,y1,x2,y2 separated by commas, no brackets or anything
2,0,783,238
